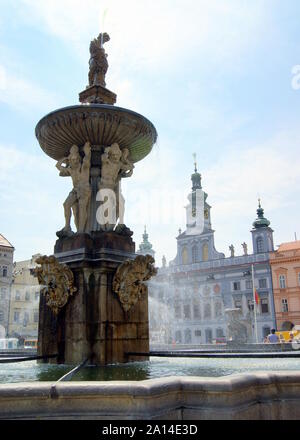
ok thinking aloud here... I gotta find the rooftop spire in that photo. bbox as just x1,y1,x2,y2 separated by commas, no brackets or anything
193,152,198,172
253,199,270,229
191,153,202,191
137,226,155,258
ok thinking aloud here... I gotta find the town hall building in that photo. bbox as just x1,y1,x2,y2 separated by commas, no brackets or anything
147,164,277,345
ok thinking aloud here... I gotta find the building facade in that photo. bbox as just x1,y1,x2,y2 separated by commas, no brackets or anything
149,167,277,345
8,255,41,340
0,234,14,337
270,241,300,331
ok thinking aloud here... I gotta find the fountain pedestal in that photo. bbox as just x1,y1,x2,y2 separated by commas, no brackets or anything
38,232,149,365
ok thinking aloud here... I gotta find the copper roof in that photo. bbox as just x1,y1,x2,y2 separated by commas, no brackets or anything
277,241,300,252
0,234,14,249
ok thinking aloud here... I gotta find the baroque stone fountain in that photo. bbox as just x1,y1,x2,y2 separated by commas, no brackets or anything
34,32,157,366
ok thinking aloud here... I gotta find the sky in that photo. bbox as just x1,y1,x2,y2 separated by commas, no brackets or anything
1,0,300,264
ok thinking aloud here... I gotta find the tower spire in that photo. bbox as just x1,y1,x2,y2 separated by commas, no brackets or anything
191,153,202,191
253,199,270,229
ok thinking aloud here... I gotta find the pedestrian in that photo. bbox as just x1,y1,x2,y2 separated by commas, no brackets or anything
267,329,279,343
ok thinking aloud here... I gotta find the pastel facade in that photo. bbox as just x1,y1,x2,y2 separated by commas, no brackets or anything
8,255,41,339
0,234,14,337
270,241,300,331
148,167,276,345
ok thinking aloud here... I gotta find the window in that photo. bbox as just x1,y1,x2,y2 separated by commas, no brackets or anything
215,302,222,317
257,237,265,253
245,280,253,290
263,327,271,338
202,243,209,262
282,299,289,312
14,311,20,323
192,245,198,263
34,311,39,323
259,279,267,288
233,282,241,291
279,275,286,289
25,291,30,301
0,310,4,322
261,298,269,314
2,266,8,277
23,312,29,327
158,290,164,302
183,305,191,319
35,291,40,301
204,303,211,319
184,329,192,344
193,305,201,319
15,291,21,301
298,273,300,286
175,330,182,343
182,247,188,265
195,330,201,337
174,305,181,319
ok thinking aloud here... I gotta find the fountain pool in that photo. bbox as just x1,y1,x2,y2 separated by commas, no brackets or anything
1,356,300,384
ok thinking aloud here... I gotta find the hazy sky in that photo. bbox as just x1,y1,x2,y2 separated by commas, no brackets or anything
1,0,300,264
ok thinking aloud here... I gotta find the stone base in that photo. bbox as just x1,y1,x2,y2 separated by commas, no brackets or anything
79,85,117,105
38,231,149,365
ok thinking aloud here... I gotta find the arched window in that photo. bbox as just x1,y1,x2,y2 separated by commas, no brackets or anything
182,247,188,265
192,245,198,263
202,243,209,261
279,275,286,289
256,237,264,253
0,310,4,322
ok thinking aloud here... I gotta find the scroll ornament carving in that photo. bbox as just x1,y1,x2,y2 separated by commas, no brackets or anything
113,255,157,314
33,256,77,315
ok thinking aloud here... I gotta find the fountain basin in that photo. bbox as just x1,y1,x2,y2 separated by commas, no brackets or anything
1,371,300,419
35,104,158,162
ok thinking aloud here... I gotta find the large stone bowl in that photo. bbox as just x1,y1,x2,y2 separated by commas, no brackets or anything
35,104,157,163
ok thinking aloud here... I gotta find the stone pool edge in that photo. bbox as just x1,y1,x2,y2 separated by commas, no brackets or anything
0,371,300,420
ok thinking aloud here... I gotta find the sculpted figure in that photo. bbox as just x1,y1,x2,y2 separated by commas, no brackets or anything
88,32,110,87
34,255,77,315
99,143,123,188
56,142,92,236
229,244,235,258
113,255,157,314
225,308,248,343
242,242,248,256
